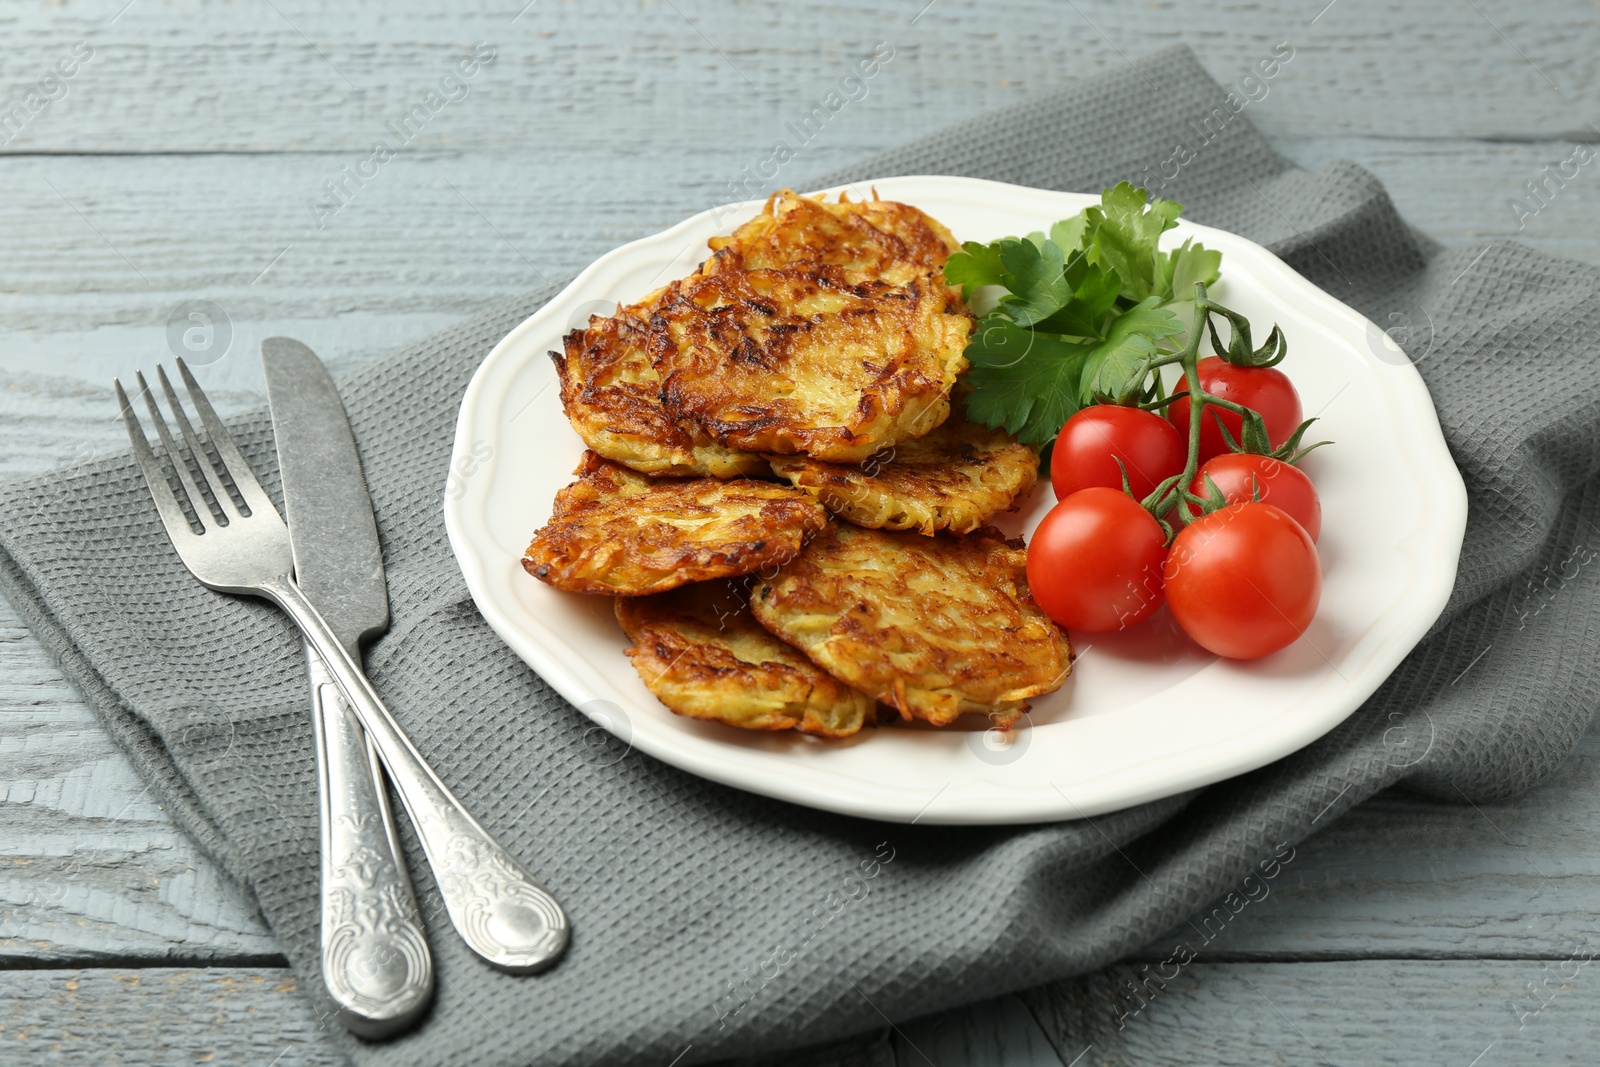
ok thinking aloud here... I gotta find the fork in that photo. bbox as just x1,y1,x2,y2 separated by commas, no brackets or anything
116,360,569,974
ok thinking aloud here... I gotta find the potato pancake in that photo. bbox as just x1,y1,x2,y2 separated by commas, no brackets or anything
653,266,971,463
618,581,874,738
749,524,1069,726
523,452,828,596
551,296,767,479
767,407,1039,535
705,189,961,287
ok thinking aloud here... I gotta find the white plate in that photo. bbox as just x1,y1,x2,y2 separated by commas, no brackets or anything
444,175,1466,825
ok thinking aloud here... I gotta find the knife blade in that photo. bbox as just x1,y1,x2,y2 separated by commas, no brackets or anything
263,338,388,657
263,337,433,1036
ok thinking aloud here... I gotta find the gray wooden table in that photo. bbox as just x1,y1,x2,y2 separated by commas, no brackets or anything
3,1,1599,1063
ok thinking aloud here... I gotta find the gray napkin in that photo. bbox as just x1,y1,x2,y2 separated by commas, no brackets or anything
4,45,1599,1066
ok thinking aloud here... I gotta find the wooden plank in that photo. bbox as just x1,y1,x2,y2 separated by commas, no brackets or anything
771,1030,897,1067
1,135,1598,406
0,968,343,1067
896,995,1066,1067
7,960,1600,1067
1020,959,1600,1066
0,0,1595,154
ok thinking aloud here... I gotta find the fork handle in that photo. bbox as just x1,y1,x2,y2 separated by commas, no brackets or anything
264,574,569,974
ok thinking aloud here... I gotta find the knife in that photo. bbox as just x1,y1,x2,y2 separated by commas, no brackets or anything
263,337,433,1037
264,338,570,980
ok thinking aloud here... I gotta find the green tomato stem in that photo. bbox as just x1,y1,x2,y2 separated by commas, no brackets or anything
1169,346,1206,529
1127,283,1306,543
1140,282,1265,540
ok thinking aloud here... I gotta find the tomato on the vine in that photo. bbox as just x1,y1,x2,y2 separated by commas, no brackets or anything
1051,405,1186,502
1186,453,1321,540
1169,356,1304,463
1163,502,1320,659
1027,487,1167,633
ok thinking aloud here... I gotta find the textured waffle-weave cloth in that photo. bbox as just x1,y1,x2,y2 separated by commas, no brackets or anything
2,45,1598,1067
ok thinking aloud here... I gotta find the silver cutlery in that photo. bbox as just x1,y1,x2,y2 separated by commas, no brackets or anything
263,337,432,1036
115,359,569,976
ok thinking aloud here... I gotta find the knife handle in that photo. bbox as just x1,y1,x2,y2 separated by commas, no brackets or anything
311,648,433,1036
267,574,570,974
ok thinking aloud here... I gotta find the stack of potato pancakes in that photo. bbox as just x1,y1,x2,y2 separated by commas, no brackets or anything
525,191,1070,739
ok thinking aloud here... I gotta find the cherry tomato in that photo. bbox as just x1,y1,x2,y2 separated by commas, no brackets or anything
1169,357,1304,463
1186,453,1321,540
1163,502,1320,659
1027,487,1167,632
1051,405,1186,502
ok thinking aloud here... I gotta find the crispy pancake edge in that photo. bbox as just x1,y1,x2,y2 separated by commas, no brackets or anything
523,453,829,596
617,582,874,738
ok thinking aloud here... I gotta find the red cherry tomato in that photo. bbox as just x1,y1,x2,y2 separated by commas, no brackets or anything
1051,405,1186,502
1169,357,1304,463
1186,453,1321,540
1163,502,1320,659
1026,487,1167,633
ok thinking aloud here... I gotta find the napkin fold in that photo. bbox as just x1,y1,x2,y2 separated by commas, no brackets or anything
5,45,1600,1066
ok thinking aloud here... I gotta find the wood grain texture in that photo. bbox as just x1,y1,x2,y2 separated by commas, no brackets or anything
1,0,1596,153
3,0,1600,1062
1019,959,1600,1067
0,968,343,1066
11,961,1600,1067
5,139,1600,347
895,995,1065,1067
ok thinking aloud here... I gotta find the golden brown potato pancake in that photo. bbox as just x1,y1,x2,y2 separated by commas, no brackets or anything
551,295,767,478
705,189,961,287
653,266,971,463
749,524,1069,726
523,452,828,596
617,581,874,738
767,407,1039,535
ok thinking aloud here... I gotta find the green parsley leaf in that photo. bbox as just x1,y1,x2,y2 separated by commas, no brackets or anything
1161,237,1223,303
1078,298,1184,403
1028,253,1121,339
943,240,1006,301
1048,214,1088,255
1154,237,1222,335
994,237,1071,327
963,316,1096,445
1080,182,1184,303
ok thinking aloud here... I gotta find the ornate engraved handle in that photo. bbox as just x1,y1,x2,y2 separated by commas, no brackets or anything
395,765,570,975
312,650,433,1037
269,575,569,974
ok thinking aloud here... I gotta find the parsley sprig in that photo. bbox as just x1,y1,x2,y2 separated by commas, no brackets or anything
944,183,1222,446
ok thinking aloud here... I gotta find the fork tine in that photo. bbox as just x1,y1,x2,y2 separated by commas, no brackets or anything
135,370,222,528
116,377,200,541
155,365,240,522
174,358,279,518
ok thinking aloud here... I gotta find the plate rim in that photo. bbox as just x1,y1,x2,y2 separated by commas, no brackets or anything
444,174,1468,824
